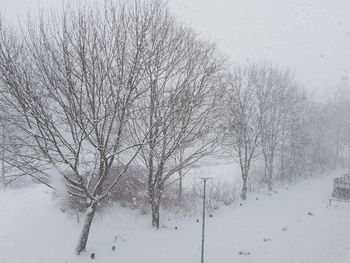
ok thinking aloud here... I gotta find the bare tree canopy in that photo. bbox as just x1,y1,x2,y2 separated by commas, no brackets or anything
128,1,224,229
0,0,159,253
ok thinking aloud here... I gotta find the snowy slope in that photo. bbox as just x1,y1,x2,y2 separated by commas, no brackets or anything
1,170,350,263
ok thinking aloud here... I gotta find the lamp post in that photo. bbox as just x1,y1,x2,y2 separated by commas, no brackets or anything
348,148,350,176
200,177,212,263
1,123,4,186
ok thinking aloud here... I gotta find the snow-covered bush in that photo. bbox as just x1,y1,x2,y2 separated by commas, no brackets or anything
161,180,236,216
62,164,147,212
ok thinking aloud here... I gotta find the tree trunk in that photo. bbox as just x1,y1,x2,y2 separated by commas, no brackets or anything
151,201,160,229
76,203,97,255
281,114,286,181
241,174,248,200
151,193,161,229
178,175,183,201
239,156,249,200
267,157,274,191
340,147,345,168
1,125,5,186
267,165,273,192
178,147,184,202
333,140,341,169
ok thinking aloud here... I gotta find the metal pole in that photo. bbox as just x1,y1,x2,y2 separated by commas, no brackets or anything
348,149,350,176
1,124,4,186
200,177,211,263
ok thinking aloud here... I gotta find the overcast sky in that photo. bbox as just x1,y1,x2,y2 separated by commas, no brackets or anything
1,0,350,100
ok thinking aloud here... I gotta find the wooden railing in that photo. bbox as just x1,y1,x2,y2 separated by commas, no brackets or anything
334,174,350,189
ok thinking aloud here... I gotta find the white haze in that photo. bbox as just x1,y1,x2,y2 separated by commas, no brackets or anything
1,0,350,101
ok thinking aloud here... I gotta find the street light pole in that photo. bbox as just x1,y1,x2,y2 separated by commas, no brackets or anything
348,149,350,176
1,124,4,186
200,177,212,263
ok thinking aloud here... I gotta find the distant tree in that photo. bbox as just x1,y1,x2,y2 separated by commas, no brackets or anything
221,64,269,200
259,68,292,191
328,88,350,169
302,101,334,175
278,85,310,181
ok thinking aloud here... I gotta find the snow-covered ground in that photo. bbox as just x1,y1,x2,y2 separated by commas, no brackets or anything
1,169,350,263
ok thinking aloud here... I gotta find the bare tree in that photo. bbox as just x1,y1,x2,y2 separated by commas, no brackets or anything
278,85,310,182
221,64,269,200
259,67,292,191
302,101,334,175
328,88,350,169
129,2,224,228
0,2,152,254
